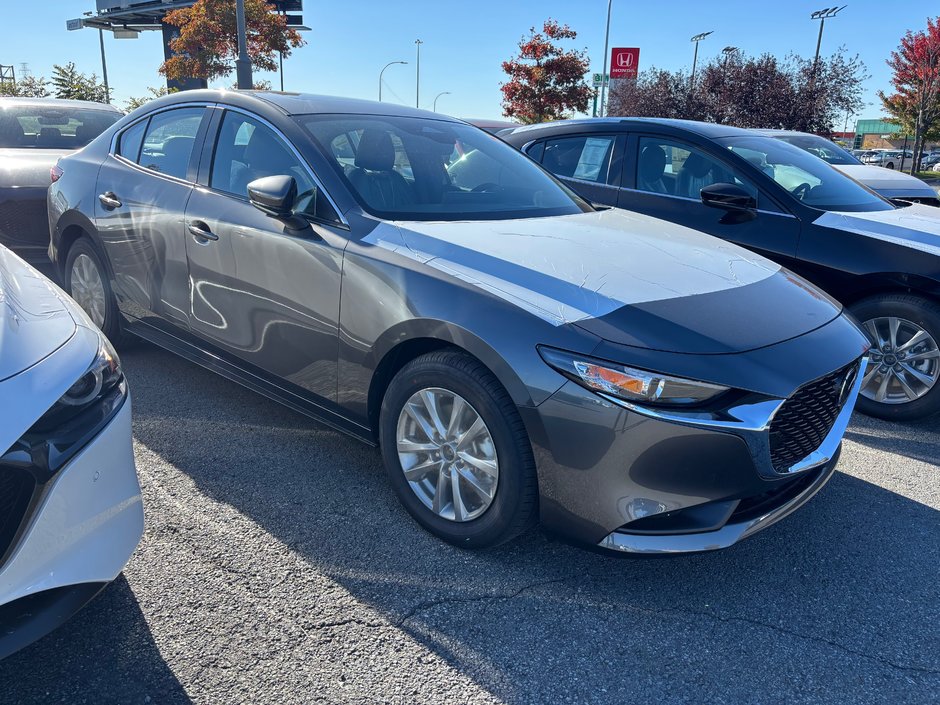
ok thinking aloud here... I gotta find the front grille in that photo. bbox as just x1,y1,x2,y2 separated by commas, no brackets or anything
0,468,36,565
769,361,859,473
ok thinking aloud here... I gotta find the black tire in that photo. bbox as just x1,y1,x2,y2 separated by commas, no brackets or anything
379,350,538,548
850,293,940,421
63,237,127,345
886,162,895,170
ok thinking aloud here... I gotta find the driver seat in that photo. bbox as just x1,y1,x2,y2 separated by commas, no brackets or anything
676,152,717,199
346,129,415,210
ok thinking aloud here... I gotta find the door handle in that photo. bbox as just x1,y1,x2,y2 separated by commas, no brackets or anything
98,192,122,209
188,221,219,242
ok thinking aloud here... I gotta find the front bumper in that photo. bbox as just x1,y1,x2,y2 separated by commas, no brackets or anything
0,399,143,658
522,354,864,555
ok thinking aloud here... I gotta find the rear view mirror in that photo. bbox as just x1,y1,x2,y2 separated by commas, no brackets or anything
700,182,757,212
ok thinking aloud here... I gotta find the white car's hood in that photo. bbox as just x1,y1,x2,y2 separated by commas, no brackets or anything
815,204,940,256
834,164,938,197
365,208,843,353
0,246,77,382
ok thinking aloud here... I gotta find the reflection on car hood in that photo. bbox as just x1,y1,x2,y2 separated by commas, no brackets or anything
0,246,76,382
815,205,940,257
0,148,72,189
834,164,937,197
368,209,842,354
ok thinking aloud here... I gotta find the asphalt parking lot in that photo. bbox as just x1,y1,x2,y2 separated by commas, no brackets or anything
0,342,937,705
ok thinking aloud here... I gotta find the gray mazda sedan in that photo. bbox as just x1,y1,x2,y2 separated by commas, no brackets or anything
47,91,869,553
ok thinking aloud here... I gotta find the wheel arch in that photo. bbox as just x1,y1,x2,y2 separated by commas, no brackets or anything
840,273,940,306
52,210,112,282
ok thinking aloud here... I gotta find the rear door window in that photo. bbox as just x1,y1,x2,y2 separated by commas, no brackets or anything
540,135,615,183
117,120,147,162
137,108,205,180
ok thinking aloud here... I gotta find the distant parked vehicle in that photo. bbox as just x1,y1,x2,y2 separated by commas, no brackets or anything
0,97,121,265
752,130,939,206
462,118,520,135
862,150,912,170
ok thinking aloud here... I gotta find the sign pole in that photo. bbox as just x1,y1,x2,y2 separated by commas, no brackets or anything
598,0,612,118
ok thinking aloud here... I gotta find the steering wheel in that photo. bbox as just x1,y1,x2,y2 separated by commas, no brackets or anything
472,182,502,193
792,182,812,201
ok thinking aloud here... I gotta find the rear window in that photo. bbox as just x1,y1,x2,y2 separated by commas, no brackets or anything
0,105,120,149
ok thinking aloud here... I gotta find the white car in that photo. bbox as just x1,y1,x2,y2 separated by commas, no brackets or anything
0,245,142,659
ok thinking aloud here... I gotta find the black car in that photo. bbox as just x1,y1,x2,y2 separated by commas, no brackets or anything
0,97,122,265
46,91,867,553
502,118,940,420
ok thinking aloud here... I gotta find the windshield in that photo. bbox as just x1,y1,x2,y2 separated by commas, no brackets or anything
716,135,893,212
0,105,120,149
771,133,860,166
297,114,590,221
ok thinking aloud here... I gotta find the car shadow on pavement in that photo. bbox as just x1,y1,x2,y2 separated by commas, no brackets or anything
0,575,191,704
56,343,938,704
843,411,940,466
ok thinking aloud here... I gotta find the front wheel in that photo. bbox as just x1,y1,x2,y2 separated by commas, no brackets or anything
379,350,538,548
851,294,940,421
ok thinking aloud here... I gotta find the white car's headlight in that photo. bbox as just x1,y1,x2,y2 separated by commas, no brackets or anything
539,346,729,406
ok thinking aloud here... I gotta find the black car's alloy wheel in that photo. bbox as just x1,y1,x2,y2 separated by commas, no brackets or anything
852,294,940,420
64,238,125,344
379,350,537,548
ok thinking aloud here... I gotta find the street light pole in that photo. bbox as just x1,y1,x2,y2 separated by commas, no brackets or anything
598,0,613,118
414,39,423,108
811,7,845,69
97,28,110,103
689,31,713,92
379,61,408,101
235,0,253,89
432,91,451,112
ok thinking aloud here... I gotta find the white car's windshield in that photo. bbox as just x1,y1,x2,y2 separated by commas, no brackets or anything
298,114,591,221
717,135,894,212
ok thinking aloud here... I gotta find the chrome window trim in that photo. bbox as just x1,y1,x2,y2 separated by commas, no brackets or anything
209,104,349,229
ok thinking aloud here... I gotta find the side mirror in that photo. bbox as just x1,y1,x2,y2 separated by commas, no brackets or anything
248,175,297,218
700,182,757,212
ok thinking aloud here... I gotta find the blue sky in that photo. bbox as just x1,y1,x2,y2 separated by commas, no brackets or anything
2,1,936,122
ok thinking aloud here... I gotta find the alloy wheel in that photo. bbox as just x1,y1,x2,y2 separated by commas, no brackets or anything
396,387,499,522
70,253,107,328
861,316,940,404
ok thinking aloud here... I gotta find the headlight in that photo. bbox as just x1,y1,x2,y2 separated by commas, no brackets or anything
539,346,729,406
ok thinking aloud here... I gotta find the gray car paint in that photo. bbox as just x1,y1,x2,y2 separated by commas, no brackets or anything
47,90,869,550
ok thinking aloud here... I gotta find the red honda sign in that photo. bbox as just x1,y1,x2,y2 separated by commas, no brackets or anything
610,47,640,78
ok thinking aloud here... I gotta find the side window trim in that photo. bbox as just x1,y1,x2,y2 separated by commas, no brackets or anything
201,105,348,229
109,103,211,186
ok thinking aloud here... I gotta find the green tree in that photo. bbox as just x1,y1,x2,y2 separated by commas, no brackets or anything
51,63,109,103
0,74,51,98
124,86,174,112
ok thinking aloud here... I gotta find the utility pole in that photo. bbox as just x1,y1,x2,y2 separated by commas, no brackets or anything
598,0,613,118
98,28,111,103
235,0,253,89
414,39,423,108
809,6,845,124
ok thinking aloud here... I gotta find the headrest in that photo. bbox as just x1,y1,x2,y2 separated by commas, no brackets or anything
683,152,713,178
638,144,667,182
354,129,395,172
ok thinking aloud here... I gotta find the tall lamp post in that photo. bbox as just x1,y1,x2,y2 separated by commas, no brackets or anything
598,0,613,118
414,39,423,108
379,60,407,101
811,6,846,67
235,0,253,89
689,31,713,91
432,91,451,112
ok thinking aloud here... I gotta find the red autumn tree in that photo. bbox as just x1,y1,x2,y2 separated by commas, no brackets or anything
879,18,940,174
160,0,304,84
500,20,592,124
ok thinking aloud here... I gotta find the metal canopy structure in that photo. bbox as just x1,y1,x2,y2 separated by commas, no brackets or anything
69,1,307,91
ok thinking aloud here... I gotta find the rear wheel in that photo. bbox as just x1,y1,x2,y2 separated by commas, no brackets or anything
851,294,940,420
379,350,538,548
64,238,125,344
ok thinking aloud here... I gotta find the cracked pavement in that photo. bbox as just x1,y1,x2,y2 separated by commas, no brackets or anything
0,342,937,704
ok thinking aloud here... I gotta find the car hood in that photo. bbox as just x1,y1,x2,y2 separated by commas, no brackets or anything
371,209,842,354
834,164,938,197
814,204,940,257
0,246,77,382
0,148,72,189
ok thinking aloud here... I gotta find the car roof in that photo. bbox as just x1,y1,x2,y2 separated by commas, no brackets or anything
158,89,463,122
749,128,823,139
0,96,122,112
505,117,752,139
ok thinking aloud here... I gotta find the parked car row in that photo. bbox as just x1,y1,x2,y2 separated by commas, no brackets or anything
0,91,935,657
